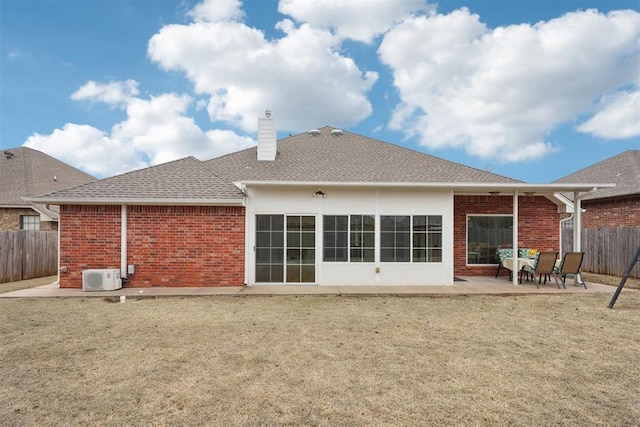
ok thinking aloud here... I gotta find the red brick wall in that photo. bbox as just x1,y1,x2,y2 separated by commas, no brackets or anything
126,205,244,287
59,205,245,288
59,205,122,288
581,196,640,228
454,195,561,276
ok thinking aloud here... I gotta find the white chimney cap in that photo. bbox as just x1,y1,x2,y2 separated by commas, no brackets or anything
265,110,271,118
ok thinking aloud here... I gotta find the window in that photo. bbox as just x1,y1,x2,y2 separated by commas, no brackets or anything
21,215,40,230
255,215,284,282
467,215,512,264
350,215,375,262
381,216,410,262
380,215,443,263
323,215,348,262
413,215,442,262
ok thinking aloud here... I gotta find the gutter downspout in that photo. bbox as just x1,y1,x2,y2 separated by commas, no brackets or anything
574,191,582,252
121,205,127,278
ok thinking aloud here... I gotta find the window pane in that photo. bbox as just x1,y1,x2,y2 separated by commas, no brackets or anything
301,216,315,231
336,216,348,230
413,249,427,262
256,232,270,247
413,216,427,231
324,216,335,229
287,216,300,229
396,232,410,247
256,248,270,263
272,216,284,230
380,232,395,247
381,248,394,262
381,216,395,230
287,265,301,283
363,215,375,231
302,249,315,263
287,232,300,247
301,265,315,282
396,216,410,231
429,249,442,262
363,249,375,263
413,233,426,248
272,232,284,247
467,215,512,264
396,248,410,262
302,232,315,247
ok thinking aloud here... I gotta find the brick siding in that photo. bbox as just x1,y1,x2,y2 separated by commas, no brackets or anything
453,195,561,276
58,205,245,288
581,196,640,228
0,207,57,231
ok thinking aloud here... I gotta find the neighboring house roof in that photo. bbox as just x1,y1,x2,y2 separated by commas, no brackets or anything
0,147,95,207
205,126,520,184
554,150,639,201
29,156,243,204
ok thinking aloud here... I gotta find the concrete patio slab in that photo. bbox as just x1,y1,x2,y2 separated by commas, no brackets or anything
0,275,625,298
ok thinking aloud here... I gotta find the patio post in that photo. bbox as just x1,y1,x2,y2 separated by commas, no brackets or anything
574,190,581,252
512,190,519,286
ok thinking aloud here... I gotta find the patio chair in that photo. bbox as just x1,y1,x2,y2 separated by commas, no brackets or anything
495,246,514,279
520,251,559,288
554,252,587,289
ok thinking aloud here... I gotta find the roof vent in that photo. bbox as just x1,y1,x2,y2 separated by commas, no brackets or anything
4,151,14,159
331,129,344,136
308,129,321,136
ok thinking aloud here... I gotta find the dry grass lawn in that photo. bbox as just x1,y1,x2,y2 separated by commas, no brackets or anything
1,291,639,426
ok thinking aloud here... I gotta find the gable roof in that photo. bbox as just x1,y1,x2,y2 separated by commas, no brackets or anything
27,157,243,205
205,126,520,184
0,147,95,206
554,150,639,201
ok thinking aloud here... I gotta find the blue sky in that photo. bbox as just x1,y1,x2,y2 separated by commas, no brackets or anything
1,0,638,182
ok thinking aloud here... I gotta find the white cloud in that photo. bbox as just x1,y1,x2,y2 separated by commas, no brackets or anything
188,0,244,23
25,81,255,178
278,0,431,44
71,79,140,107
577,90,640,139
379,8,640,162
147,1,377,133
24,123,143,177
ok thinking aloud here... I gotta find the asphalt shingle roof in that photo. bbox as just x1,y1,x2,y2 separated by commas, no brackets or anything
554,150,639,201
38,156,243,201
205,126,519,184
0,147,95,206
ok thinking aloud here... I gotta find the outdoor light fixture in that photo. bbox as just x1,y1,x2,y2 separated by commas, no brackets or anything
314,190,326,198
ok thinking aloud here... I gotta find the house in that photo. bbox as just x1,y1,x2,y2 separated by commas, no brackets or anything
0,147,95,231
27,113,611,288
555,150,639,229
554,150,639,277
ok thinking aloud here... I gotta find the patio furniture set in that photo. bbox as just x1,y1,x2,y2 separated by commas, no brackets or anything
495,246,587,289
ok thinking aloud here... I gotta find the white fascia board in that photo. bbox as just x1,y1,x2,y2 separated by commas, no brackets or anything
21,197,244,206
238,180,615,194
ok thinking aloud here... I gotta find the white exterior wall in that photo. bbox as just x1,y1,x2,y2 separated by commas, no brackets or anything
244,186,454,286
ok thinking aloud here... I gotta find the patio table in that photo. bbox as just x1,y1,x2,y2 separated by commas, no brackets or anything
502,257,536,272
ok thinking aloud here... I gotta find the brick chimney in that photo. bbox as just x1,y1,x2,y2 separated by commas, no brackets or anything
257,110,276,161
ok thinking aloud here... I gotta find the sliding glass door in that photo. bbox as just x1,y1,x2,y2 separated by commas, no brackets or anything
256,215,315,283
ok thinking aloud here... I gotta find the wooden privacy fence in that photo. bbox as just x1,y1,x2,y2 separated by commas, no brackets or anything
0,230,58,283
581,227,640,279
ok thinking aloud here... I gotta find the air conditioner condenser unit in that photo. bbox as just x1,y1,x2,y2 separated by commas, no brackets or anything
82,269,122,291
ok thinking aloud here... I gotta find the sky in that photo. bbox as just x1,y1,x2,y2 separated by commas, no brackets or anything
1,0,638,183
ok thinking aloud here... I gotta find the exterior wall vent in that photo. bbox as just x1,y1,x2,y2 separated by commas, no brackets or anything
308,129,321,136
331,129,344,136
